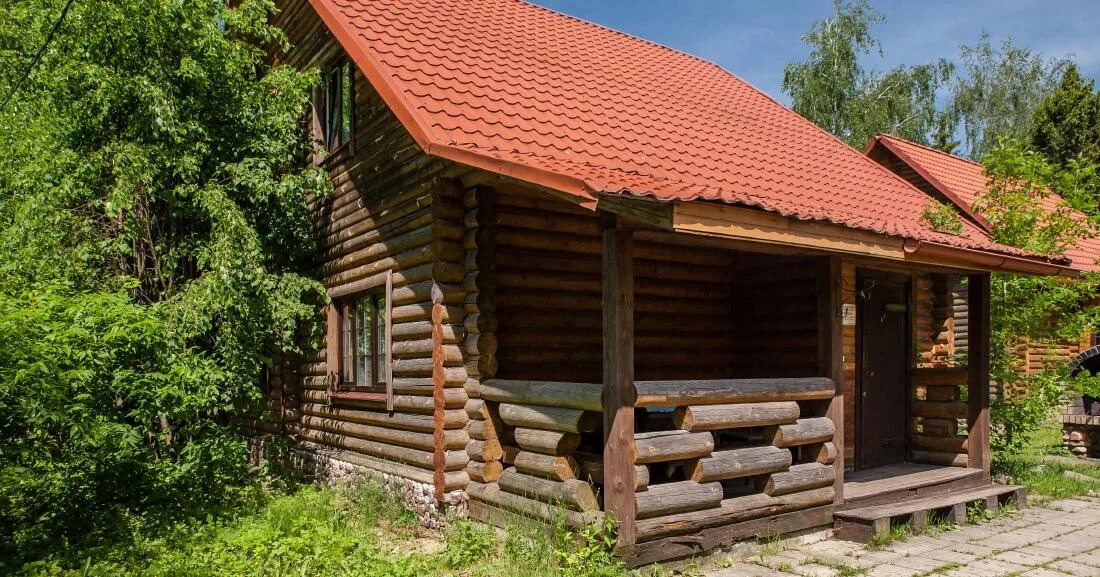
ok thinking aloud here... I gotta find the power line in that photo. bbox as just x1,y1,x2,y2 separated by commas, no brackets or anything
0,0,78,115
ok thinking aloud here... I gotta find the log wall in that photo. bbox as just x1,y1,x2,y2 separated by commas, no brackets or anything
729,255,821,378
269,0,469,496
910,367,969,467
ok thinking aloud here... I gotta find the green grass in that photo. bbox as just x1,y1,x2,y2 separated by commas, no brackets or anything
993,421,1100,500
13,479,625,577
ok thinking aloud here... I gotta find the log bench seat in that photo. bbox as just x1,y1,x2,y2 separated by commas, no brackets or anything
834,484,1027,542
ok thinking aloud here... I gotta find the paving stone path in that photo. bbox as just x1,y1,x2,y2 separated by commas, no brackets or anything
705,496,1100,577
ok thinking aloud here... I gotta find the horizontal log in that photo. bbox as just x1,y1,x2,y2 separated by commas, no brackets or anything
300,414,467,451
910,450,969,467
467,418,503,441
691,446,792,483
465,398,491,420
635,481,723,519
919,418,959,437
300,402,466,432
634,487,835,542
810,442,837,465
911,400,968,419
498,469,600,512
635,378,835,407
765,418,834,448
298,427,467,471
513,450,579,481
392,320,463,342
575,455,650,491
466,482,600,529
911,434,968,453
467,459,504,483
513,428,581,456
480,379,603,412
467,439,504,462
498,403,600,433
911,367,968,387
924,385,960,402
674,401,799,431
633,430,714,464
763,462,835,496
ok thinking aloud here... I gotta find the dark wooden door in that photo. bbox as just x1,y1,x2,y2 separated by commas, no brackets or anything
857,272,910,470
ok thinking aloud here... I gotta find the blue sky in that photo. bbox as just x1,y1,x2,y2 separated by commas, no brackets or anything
537,1,1100,106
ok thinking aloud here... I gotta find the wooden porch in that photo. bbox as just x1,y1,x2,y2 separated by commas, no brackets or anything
461,187,995,565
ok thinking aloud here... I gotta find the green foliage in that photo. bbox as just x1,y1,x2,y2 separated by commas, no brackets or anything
948,35,1071,159
1030,64,1100,169
442,520,496,569
13,481,635,577
555,515,627,577
782,0,953,148
16,483,433,577
978,140,1095,254
920,200,965,235
0,0,326,565
974,140,1100,453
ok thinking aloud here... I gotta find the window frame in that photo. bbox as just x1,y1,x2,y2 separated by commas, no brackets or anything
327,270,393,410
311,55,356,166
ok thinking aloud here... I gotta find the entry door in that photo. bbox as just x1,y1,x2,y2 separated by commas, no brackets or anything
857,272,910,470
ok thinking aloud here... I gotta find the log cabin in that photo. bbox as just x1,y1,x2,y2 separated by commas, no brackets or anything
260,0,1074,563
866,135,1100,459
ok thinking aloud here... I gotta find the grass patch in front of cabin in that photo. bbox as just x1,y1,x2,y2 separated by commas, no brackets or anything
993,421,1100,502
12,479,630,577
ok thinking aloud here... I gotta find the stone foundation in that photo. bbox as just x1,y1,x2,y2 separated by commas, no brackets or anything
249,436,468,530
1062,419,1100,458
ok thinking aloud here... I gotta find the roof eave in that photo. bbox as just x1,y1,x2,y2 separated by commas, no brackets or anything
902,239,1081,277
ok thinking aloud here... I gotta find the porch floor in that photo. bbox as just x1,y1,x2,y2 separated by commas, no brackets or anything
843,463,985,505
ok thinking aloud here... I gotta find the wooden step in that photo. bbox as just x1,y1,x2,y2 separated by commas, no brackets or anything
834,484,1027,542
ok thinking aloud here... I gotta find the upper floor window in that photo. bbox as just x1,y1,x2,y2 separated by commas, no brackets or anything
313,58,354,157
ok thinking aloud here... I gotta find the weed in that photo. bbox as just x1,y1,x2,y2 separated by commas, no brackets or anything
810,557,868,576
442,519,495,568
555,515,627,577
868,523,910,548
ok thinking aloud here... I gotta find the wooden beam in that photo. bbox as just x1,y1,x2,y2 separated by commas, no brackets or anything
818,256,845,504
673,201,906,260
602,213,637,547
967,273,991,478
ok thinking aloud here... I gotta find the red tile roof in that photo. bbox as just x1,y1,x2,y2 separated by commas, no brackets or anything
311,0,1063,263
871,134,1100,272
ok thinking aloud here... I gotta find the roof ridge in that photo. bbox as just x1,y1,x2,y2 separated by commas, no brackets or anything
877,133,986,169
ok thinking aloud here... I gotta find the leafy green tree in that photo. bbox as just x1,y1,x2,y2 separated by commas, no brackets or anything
1030,63,1100,168
0,0,326,563
948,35,1070,159
974,141,1100,453
782,0,953,149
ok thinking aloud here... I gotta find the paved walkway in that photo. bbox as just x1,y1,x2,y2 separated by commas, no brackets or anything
706,496,1100,577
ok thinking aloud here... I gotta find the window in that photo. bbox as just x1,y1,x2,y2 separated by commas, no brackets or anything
340,292,387,389
313,58,354,157
327,271,393,408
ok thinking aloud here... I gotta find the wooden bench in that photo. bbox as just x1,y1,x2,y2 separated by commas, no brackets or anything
834,484,1027,542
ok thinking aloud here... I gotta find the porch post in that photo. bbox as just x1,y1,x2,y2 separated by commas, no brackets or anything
817,256,844,504
602,213,637,547
967,272,992,477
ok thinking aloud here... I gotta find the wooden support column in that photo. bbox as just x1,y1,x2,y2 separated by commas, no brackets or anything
817,256,845,504
967,272,991,477
602,213,637,547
